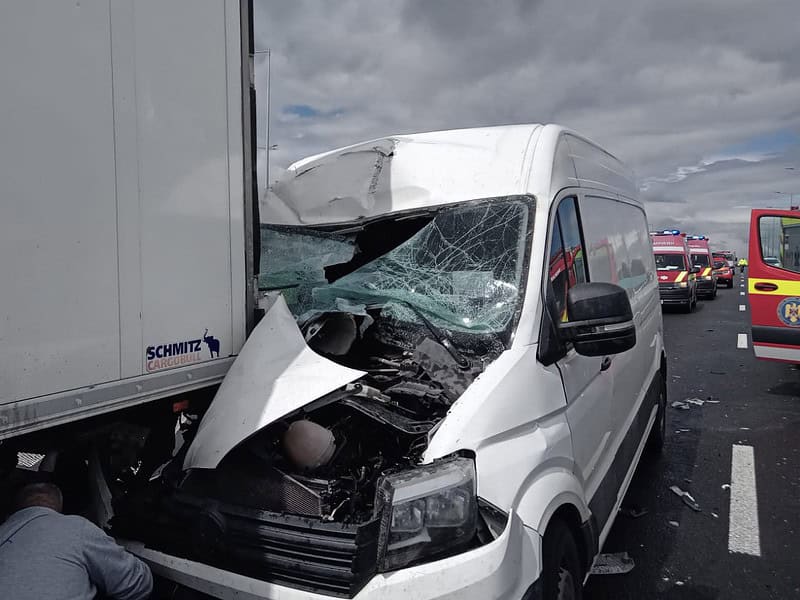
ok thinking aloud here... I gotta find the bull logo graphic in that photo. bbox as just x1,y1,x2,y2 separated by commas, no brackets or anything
777,297,800,327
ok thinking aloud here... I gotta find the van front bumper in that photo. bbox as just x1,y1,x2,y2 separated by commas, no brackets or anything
658,284,692,304
121,511,541,600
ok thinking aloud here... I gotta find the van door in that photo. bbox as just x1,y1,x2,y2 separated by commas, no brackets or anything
576,194,662,536
541,195,615,523
749,210,800,362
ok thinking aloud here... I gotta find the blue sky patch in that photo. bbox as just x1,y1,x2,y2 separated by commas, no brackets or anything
721,129,800,157
282,104,345,119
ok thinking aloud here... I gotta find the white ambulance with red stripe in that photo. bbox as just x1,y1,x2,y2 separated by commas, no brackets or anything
651,230,699,312
749,209,800,362
687,236,717,300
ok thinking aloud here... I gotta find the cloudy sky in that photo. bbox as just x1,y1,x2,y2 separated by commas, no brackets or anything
254,0,800,256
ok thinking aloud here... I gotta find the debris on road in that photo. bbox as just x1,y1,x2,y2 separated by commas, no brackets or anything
674,428,691,434
671,401,690,410
619,505,649,518
668,520,680,528
710,370,727,375
705,399,721,404
685,397,705,406
670,485,701,511
590,552,635,575
711,512,719,518
721,483,731,490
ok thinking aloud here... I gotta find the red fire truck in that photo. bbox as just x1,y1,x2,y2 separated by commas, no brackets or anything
687,236,717,299
651,230,699,312
748,209,800,363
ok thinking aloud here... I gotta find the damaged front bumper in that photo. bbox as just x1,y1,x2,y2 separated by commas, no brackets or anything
120,510,540,600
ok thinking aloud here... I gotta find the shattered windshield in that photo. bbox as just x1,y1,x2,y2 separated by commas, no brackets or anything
259,197,532,341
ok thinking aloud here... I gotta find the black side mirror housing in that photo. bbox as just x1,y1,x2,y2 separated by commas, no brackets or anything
557,282,636,357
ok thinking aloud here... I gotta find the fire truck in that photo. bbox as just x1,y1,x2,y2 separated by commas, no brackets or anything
748,209,800,362
687,236,717,299
651,230,699,312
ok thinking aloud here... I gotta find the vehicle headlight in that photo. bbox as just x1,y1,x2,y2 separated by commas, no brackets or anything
376,457,477,572
703,275,713,281
677,281,688,288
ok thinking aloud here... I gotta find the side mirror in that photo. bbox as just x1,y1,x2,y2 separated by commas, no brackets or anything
690,266,701,274
558,282,636,357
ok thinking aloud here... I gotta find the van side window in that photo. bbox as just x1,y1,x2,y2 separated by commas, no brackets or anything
580,196,655,298
547,197,587,319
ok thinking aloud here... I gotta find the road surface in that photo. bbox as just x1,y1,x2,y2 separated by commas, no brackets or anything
585,272,800,599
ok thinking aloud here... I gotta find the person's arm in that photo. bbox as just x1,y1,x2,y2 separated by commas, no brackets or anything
79,519,153,600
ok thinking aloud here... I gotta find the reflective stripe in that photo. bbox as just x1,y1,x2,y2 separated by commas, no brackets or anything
702,267,712,277
748,278,800,296
674,271,688,282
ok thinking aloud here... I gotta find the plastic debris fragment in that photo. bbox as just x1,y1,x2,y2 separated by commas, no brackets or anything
668,520,679,528
685,397,705,406
671,401,690,410
590,552,635,575
670,485,701,511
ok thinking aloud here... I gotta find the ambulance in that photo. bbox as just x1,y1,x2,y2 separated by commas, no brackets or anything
748,209,800,362
651,230,699,312
687,236,717,299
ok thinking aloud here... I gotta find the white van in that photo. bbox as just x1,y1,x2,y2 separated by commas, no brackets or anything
114,124,666,600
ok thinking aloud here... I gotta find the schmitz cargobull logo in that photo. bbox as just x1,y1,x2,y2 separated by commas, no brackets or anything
145,328,221,372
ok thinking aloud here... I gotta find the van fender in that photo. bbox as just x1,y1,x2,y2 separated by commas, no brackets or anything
514,467,590,535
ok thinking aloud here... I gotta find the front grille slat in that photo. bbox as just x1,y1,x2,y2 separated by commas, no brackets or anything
165,495,381,598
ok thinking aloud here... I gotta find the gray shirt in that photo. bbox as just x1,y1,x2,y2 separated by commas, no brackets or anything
0,506,152,600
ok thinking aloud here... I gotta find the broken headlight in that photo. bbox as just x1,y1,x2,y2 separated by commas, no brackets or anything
376,457,477,572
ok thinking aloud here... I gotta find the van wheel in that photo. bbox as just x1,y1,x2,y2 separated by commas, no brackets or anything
542,519,583,600
647,373,667,454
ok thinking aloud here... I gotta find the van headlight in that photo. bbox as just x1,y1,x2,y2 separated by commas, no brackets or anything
677,281,688,288
376,457,477,572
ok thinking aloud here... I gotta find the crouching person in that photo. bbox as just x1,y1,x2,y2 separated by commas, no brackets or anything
0,482,152,600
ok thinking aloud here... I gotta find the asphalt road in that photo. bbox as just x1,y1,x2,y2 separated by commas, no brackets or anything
585,272,800,599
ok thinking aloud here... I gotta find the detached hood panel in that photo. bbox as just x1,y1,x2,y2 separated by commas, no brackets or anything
183,296,366,470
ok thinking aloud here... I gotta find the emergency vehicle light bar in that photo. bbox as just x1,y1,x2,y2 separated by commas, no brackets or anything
649,229,681,236
686,235,708,240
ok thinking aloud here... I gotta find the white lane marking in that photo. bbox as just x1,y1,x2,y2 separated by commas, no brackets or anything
729,444,761,556
740,291,746,296
739,305,746,311
737,333,748,349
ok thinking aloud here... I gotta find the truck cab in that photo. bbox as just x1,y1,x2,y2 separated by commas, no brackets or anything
651,231,699,312
687,236,717,300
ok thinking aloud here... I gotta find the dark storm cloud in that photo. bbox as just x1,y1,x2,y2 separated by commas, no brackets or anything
253,0,800,255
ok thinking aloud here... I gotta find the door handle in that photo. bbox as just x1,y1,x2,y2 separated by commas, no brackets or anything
754,282,778,292
600,356,613,372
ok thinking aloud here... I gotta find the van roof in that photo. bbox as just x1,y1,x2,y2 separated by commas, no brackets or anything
262,124,638,225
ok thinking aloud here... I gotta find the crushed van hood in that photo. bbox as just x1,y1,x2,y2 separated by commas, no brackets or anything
182,296,365,470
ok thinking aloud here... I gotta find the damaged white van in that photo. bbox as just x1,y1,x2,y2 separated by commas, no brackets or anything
113,124,666,600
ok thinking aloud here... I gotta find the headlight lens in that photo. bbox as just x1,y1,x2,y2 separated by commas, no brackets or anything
703,275,713,281
677,281,688,288
376,457,477,572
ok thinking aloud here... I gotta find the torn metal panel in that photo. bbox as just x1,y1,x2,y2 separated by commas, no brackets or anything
261,125,541,226
182,296,365,470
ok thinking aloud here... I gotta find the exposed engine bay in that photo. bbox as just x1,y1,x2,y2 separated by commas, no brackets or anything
108,199,527,594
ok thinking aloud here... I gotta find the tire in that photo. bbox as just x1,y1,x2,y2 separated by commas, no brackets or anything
542,519,583,600
647,371,667,455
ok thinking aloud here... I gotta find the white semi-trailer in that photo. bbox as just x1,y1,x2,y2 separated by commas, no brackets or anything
0,1,259,453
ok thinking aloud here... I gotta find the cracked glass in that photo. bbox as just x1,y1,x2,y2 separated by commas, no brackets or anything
260,197,533,338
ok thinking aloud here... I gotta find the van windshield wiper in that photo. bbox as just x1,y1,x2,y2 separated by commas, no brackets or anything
398,301,471,369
